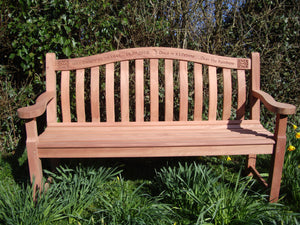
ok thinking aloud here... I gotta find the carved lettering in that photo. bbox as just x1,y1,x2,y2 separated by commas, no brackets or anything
237,59,249,69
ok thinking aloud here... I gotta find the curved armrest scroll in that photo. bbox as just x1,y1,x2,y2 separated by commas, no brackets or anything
17,92,55,119
252,90,296,115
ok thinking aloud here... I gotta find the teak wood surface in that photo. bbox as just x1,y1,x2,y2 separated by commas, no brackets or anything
17,47,296,203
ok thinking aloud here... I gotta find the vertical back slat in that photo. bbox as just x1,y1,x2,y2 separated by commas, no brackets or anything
121,61,129,122
237,69,246,119
61,71,71,122
76,69,85,122
135,60,144,122
222,68,232,120
165,59,173,121
150,59,159,121
46,53,57,123
179,61,188,121
91,67,100,122
251,52,260,120
106,63,115,122
208,66,217,120
194,63,203,121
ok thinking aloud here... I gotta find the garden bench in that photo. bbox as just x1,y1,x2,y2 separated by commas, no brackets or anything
17,47,296,202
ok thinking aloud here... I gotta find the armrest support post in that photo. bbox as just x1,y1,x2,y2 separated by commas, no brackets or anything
25,118,38,142
269,114,288,202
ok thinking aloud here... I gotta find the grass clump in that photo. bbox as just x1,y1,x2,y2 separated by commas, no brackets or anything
282,123,300,211
0,166,120,225
154,162,299,224
94,176,174,224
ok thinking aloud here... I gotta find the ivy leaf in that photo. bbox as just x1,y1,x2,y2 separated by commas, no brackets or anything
63,46,72,57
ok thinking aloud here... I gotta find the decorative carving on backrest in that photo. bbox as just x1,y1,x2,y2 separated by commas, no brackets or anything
237,59,249,69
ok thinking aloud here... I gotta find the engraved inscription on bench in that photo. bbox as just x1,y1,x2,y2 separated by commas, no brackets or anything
55,48,250,70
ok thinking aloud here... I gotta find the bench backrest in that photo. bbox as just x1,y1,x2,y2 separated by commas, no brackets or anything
45,47,260,124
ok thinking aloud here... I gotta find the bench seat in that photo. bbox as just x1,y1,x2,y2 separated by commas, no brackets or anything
37,121,274,158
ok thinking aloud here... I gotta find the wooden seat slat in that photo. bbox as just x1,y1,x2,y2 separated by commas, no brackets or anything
222,68,232,120
76,69,85,122
194,63,203,121
61,71,71,122
165,59,174,121
38,125,274,149
91,67,100,122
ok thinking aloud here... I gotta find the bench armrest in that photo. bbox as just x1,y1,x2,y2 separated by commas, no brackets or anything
252,90,296,115
17,92,55,119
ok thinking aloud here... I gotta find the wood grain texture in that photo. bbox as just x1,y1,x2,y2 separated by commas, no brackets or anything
76,69,85,122
222,68,232,120
121,61,129,122
179,61,188,121
165,59,173,121
106,63,115,122
252,90,296,115
208,66,217,120
250,52,260,120
135,60,144,122
38,145,274,158
46,53,57,123
38,123,275,149
17,92,55,119
269,114,288,202
61,71,71,122
150,59,159,121
237,69,246,120
91,67,100,122
194,63,203,121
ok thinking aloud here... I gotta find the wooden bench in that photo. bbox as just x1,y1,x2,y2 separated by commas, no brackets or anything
17,47,296,202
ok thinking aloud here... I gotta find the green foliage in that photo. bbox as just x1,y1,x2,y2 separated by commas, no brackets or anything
0,66,35,153
154,162,220,220
282,123,300,210
155,162,299,224
94,177,174,224
0,166,120,225
0,162,299,224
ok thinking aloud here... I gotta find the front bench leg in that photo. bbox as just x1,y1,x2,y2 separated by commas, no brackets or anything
25,118,43,198
268,114,288,203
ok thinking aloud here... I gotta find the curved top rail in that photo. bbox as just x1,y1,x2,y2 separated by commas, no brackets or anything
54,47,251,71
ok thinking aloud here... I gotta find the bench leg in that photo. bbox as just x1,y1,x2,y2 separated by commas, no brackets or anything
25,118,43,199
27,142,43,198
268,114,287,203
247,154,256,175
